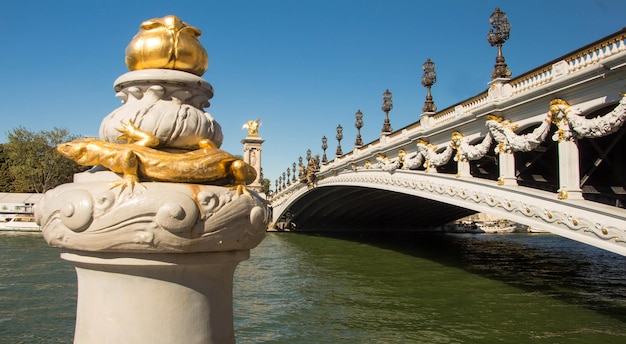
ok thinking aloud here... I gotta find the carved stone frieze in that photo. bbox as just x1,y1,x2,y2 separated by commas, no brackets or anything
36,171,268,253
486,113,551,152
550,94,626,140
100,69,223,150
369,153,402,171
452,132,493,162
404,151,425,170
318,173,626,245
414,140,455,170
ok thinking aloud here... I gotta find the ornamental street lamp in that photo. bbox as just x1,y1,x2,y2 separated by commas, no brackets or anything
354,110,364,147
336,124,343,157
282,172,286,189
286,168,291,185
487,7,512,80
306,149,312,163
275,179,278,192
421,58,437,113
278,176,282,191
381,89,393,135
321,136,328,164
292,162,297,182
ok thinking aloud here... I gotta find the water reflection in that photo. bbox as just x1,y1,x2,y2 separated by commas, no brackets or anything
234,232,626,343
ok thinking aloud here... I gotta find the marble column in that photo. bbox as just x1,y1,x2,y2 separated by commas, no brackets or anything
36,171,267,343
497,149,517,186
241,134,265,194
456,159,471,178
557,139,584,200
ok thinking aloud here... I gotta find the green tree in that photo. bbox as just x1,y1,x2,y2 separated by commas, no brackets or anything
0,144,15,192
2,127,87,193
260,177,270,194
257,167,270,194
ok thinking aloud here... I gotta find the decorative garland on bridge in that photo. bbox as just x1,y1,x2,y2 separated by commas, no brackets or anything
354,94,626,172
485,114,551,153
551,94,626,141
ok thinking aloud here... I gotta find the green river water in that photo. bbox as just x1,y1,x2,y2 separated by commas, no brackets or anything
2,231,626,343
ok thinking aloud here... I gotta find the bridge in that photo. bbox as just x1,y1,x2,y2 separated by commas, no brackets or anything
268,28,626,256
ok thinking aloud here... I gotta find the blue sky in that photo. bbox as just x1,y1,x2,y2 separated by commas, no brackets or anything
1,0,624,186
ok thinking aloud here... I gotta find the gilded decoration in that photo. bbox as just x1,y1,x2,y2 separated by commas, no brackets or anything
550,95,626,141
125,15,209,76
59,120,256,194
243,119,261,137
485,113,551,152
38,15,268,253
312,94,623,187
302,155,320,187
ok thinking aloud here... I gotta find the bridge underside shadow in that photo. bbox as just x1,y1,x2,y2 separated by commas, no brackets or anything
282,186,475,231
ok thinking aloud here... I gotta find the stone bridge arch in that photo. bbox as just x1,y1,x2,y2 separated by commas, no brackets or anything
271,169,626,257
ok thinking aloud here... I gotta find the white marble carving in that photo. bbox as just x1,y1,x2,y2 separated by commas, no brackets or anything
36,171,267,253
416,141,454,170
553,94,626,139
404,151,425,170
370,154,402,171
486,114,551,152
99,69,223,149
453,133,493,162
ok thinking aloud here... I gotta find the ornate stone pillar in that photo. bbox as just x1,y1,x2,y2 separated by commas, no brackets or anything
451,133,470,178
556,138,583,200
549,95,626,200
497,147,517,186
456,159,471,178
35,15,267,343
241,120,265,194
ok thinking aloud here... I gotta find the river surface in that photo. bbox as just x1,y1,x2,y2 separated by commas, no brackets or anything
1,231,626,343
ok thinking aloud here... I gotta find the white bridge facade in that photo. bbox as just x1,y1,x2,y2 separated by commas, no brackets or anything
269,29,626,256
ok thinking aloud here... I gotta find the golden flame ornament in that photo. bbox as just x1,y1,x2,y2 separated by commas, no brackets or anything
125,15,209,76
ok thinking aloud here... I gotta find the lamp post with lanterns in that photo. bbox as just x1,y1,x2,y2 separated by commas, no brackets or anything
336,125,343,158
421,58,437,113
321,136,328,163
487,7,512,80
381,89,393,135
354,110,364,148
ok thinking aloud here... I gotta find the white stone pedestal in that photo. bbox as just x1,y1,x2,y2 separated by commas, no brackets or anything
39,21,269,341
63,250,247,344
36,170,268,344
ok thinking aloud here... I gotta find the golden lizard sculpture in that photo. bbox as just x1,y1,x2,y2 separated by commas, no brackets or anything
57,121,256,194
